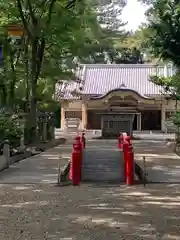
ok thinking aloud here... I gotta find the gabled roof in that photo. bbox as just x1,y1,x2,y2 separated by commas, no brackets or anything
82,64,175,97
56,64,175,100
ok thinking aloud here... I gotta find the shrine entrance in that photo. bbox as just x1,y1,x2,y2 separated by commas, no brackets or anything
101,113,135,137
86,88,156,135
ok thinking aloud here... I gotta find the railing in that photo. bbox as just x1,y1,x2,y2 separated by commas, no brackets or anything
58,133,85,186
59,132,143,186
118,133,134,185
118,132,147,185
68,134,85,185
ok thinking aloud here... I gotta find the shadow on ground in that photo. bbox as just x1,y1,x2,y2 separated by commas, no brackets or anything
0,183,180,239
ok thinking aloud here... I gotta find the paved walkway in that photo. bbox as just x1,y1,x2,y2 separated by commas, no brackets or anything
1,140,180,239
134,140,180,183
0,143,73,184
1,139,180,184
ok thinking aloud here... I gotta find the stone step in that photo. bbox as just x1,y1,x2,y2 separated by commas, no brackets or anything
81,171,122,176
82,167,121,172
82,172,122,178
81,173,124,182
82,159,122,163
81,147,124,181
82,161,122,165
82,167,121,171
82,166,123,172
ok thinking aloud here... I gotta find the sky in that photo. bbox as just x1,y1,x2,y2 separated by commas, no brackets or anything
121,0,148,31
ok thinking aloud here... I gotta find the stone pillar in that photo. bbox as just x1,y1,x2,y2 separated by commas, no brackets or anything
137,113,141,131
61,103,65,130
161,100,166,132
82,102,87,129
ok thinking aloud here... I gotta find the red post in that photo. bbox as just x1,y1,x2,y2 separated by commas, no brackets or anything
81,132,86,148
124,135,132,146
123,140,129,182
69,137,82,184
118,133,123,149
75,136,82,180
75,136,82,146
71,142,81,185
126,145,134,185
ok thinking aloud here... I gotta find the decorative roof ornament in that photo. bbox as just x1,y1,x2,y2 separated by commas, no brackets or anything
120,83,126,88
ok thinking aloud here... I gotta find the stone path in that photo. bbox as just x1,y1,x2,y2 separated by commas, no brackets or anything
1,139,180,184
134,140,180,183
0,143,73,184
133,132,175,141
1,139,180,239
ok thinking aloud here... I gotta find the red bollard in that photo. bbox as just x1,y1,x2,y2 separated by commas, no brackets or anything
81,132,86,149
126,145,134,185
75,136,82,147
71,142,81,185
118,133,123,149
69,136,82,183
75,136,83,179
125,135,132,146
123,140,129,182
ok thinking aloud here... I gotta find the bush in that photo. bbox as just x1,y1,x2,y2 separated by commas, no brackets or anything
0,115,22,148
171,112,180,128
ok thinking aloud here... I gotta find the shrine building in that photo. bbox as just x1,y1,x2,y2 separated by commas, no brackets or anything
56,64,178,136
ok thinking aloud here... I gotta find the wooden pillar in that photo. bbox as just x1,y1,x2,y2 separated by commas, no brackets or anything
137,113,141,131
61,103,65,130
82,102,87,129
161,100,166,132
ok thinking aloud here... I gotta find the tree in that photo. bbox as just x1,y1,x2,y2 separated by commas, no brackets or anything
0,0,97,139
145,0,180,127
143,0,180,65
97,0,127,32
137,0,152,5
80,0,128,64
91,0,151,64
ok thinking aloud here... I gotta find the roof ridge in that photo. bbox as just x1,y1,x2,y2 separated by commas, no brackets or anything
80,64,172,69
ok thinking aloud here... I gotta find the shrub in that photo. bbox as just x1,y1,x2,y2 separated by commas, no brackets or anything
171,112,180,129
0,115,22,148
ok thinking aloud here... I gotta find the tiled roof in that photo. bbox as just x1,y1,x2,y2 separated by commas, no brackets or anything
56,64,175,100
82,64,175,97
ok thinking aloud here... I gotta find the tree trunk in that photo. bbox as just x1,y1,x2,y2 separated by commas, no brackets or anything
9,50,16,107
1,84,7,106
24,37,30,112
29,38,38,141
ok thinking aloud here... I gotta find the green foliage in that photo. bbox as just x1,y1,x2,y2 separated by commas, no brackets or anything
147,0,180,66
0,115,22,148
150,71,180,100
0,0,101,134
96,0,127,31
81,0,132,64
137,0,152,5
171,112,180,129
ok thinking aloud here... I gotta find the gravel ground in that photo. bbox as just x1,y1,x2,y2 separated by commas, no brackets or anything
1,183,180,240
1,139,180,239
